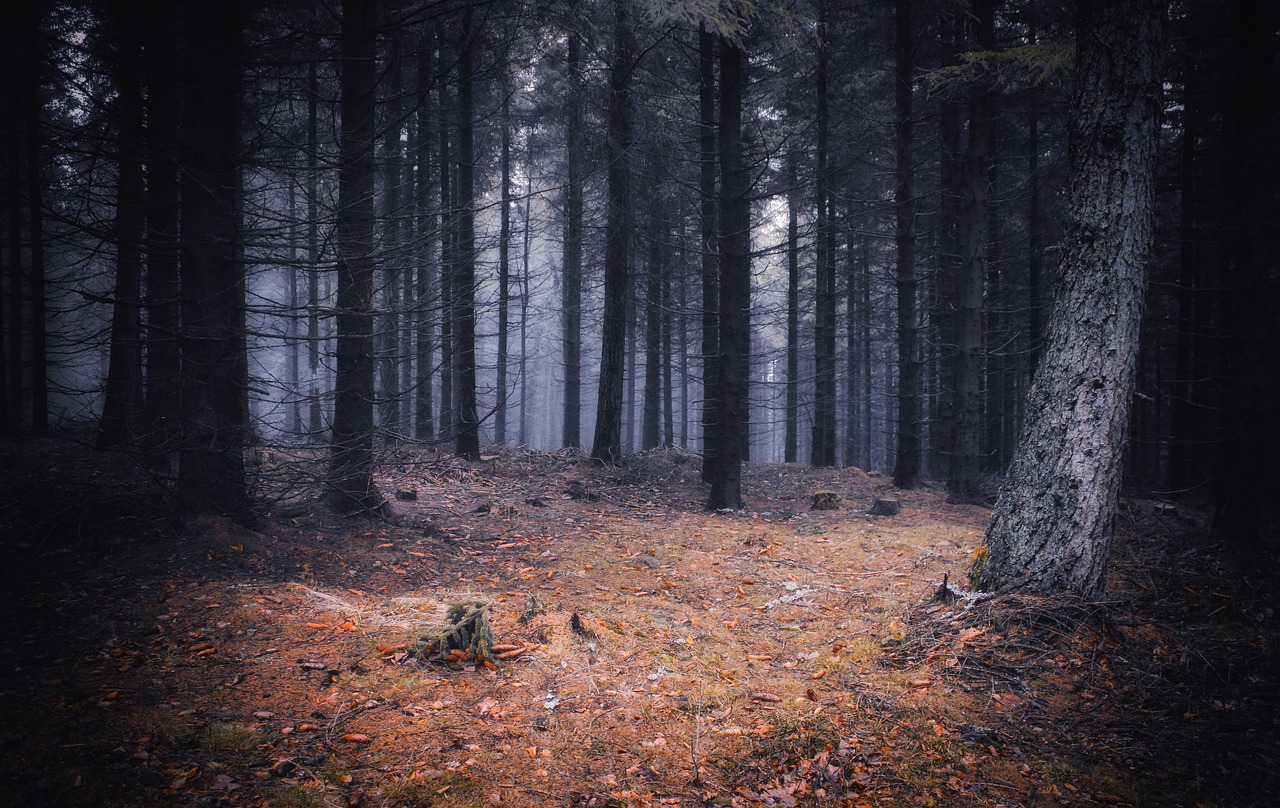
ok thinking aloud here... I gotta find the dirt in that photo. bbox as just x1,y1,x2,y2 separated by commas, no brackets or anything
1,439,1277,807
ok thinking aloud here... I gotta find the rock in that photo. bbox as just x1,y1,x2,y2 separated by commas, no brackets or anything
869,498,901,516
524,496,547,507
810,490,842,510
395,488,417,501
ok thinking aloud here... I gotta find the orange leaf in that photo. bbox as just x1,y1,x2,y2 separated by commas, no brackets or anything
341,733,371,743
812,668,828,680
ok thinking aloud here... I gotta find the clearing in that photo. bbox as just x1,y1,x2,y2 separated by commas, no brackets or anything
1,440,1276,807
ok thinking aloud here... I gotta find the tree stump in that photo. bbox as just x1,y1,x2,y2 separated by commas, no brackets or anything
869,498,901,516
811,490,842,510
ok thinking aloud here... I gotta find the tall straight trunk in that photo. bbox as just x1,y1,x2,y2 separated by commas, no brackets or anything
562,32,584,448
784,148,799,463
328,0,383,514
6,124,22,428
972,0,1163,597
378,37,403,441
176,0,248,517
453,6,480,460
949,2,992,504
414,43,436,442
590,0,633,464
142,0,181,438
662,251,675,447
844,216,860,467
99,19,146,447
437,66,454,443
698,25,719,482
642,153,662,451
22,3,47,433
931,10,962,481
811,0,836,468
891,0,922,489
1169,54,1197,496
1212,0,1280,553
705,39,749,511
306,59,324,438
519,154,533,446
495,94,511,445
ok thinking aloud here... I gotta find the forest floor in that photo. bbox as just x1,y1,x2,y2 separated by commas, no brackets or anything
2,438,1278,808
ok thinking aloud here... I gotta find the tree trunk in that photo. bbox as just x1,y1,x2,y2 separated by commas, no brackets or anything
590,0,633,465
784,148,799,464
414,42,436,443
378,35,403,443
562,31,584,449
642,151,662,451
705,39,749,511
328,0,384,514
811,0,836,469
698,25,719,482
176,0,249,518
306,58,324,438
972,0,1164,597
495,94,511,445
453,6,480,461
98,14,146,448
891,0,921,489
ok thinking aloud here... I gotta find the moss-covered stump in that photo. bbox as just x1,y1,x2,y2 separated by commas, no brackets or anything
810,490,842,511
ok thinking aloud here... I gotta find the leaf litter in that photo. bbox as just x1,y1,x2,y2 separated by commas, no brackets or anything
1,440,1276,806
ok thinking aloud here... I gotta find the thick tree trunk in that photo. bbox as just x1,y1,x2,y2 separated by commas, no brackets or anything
705,39,749,511
590,0,633,464
891,0,922,489
972,0,1163,597
328,0,384,514
306,59,324,438
176,0,249,518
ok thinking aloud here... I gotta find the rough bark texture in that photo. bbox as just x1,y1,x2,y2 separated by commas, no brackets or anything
453,7,480,461
810,1,836,469
972,0,1163,597
697,26,719,483
328,0,383,515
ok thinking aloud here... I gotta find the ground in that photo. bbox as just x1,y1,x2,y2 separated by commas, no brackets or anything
1,438,1277,807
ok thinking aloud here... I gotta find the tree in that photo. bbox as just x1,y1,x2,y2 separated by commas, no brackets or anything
971,0,1164,597
562,26,585,449
705,37,749,510
175,0,250,518
891,0,922,489
590,0,634,464
810,0,836,469
328,0,384,514
453,5,481,461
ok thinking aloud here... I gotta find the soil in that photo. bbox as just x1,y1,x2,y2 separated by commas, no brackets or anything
1,438,1277,807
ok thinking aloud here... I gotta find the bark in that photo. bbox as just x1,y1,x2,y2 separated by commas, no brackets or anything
98,14,146,448
306,59,324,438
972,0,1164,597
142,0,182,438
328,0,384,514
378,35,403,442
562,31,584,449
948,2,992,504
414,43,436,442
642,151,662,451
590,0,633,464
784,148,799,464
811,0,836,469
176,0,249,518
495,94,512,445
453,6,480,461
705,39,749,511
891,0,922,489
698,25,719,482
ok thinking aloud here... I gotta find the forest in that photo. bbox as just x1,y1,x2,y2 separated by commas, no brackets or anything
2,0,1278,805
